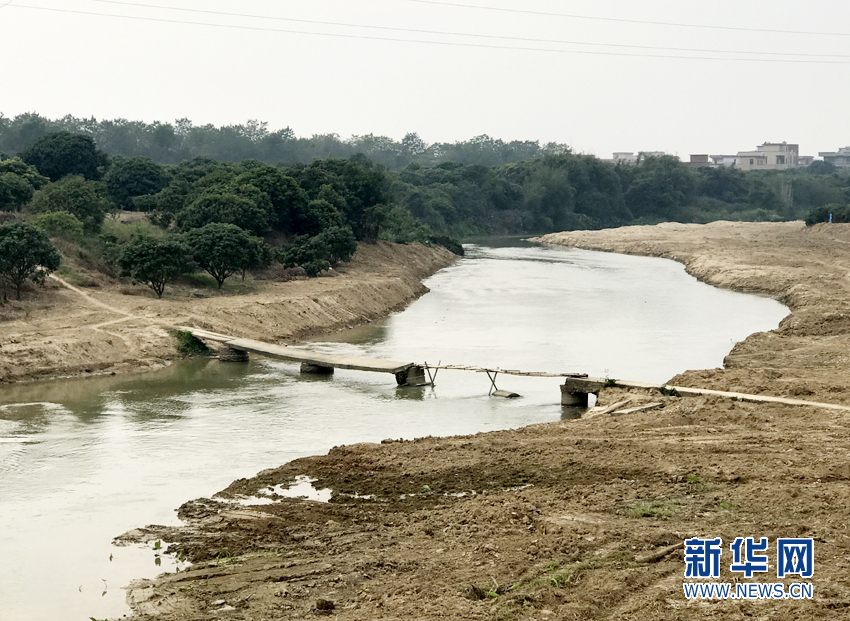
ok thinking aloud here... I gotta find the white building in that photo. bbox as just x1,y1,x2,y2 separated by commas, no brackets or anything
736,142,799,171
818,147,850,168
710,155,738,167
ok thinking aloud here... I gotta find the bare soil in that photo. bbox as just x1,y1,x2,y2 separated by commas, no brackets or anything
0,241,456,384
119,221,850,620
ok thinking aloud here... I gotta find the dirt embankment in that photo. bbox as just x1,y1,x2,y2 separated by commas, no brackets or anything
535,221,850,400
121,222,850,621
0,241,456,384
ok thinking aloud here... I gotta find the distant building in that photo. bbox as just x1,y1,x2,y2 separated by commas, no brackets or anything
612,152,636,164
607,151,674,165
736,142,799,171
818,147,850,168
689,154,710,166
710,155,738,167
798,155,814,167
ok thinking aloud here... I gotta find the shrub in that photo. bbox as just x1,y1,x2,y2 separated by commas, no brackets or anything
31,211,85,240
174,330,211,356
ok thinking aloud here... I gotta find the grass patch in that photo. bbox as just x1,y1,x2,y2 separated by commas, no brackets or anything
626,500,676,520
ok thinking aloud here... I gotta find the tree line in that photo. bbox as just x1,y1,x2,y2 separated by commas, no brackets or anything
0,112,567,170
0,130,446,299
2,124,848,300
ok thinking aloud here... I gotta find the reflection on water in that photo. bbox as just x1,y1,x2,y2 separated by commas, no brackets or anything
0,244,789,620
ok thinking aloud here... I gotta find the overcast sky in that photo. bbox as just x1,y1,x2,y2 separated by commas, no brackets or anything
2,0,849,159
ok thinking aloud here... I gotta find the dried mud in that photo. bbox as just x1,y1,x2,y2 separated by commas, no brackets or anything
121,222,850,620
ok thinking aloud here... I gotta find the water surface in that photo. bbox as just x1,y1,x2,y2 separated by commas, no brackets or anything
0,244,789,620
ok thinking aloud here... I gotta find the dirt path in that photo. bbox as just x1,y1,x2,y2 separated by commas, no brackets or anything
118,222,850,620
0,242,456,384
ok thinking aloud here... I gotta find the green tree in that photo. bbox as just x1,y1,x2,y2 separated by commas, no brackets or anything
118,236,190,298
28,176,112,234
0,173,36,211
0,158,49,211
281,225,357,276
18,132,106,181
103,156,170,208
0,221,61,300
0,157,49,190
182,223,265,287
31,211,85,240
175,191,272,235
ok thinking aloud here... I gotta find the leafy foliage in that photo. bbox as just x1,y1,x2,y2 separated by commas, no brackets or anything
281,225,357,276
0,220,61,300
18,131,106,181
176,191,273,236
805,203,850,225
31,211,85,240
118,236,191,298
174,330,211,356
182,223,267,287
103,156,170,208
27,176,112,234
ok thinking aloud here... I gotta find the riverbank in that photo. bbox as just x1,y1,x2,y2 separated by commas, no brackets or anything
0,241,456,384
122,221,850,621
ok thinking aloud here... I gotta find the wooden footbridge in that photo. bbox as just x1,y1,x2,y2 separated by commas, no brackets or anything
185,328,850,413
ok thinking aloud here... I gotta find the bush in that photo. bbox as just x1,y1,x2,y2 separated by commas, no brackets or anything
805,203,850,226
174,330,211,356
429,235,465,256
28,176,112,234
31,211,85,240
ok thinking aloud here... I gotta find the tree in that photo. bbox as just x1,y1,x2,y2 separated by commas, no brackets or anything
28,176,112,234
0,173,36,211
0,158,49,210
118,236,191,298
103,156,170,208
182,223,265,287
176,191,272,235
281,225,357,276
0,157,49,190
0,221,61,300
18,131,106,181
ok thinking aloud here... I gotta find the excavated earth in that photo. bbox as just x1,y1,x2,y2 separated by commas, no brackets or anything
117,221,850,620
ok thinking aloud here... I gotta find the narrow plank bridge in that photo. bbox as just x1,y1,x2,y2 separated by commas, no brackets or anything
185,328,850,413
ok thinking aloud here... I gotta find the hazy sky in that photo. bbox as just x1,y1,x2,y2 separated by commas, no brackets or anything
2,0,849,158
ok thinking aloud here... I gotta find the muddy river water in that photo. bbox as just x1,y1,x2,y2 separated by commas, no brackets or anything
0,243,789,620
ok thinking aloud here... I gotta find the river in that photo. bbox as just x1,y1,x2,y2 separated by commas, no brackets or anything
0,243,789,620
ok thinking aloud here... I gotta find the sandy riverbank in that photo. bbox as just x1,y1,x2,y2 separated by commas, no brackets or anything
121,221,850,621
0,241,457,384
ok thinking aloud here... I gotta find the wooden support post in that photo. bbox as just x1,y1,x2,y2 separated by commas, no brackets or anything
218,345,249,363
300,362,334,375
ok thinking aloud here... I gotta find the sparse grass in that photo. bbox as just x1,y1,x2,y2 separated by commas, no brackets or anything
626,500,676,519
543,551,633,588
686,474,715,495
101,217,164,244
